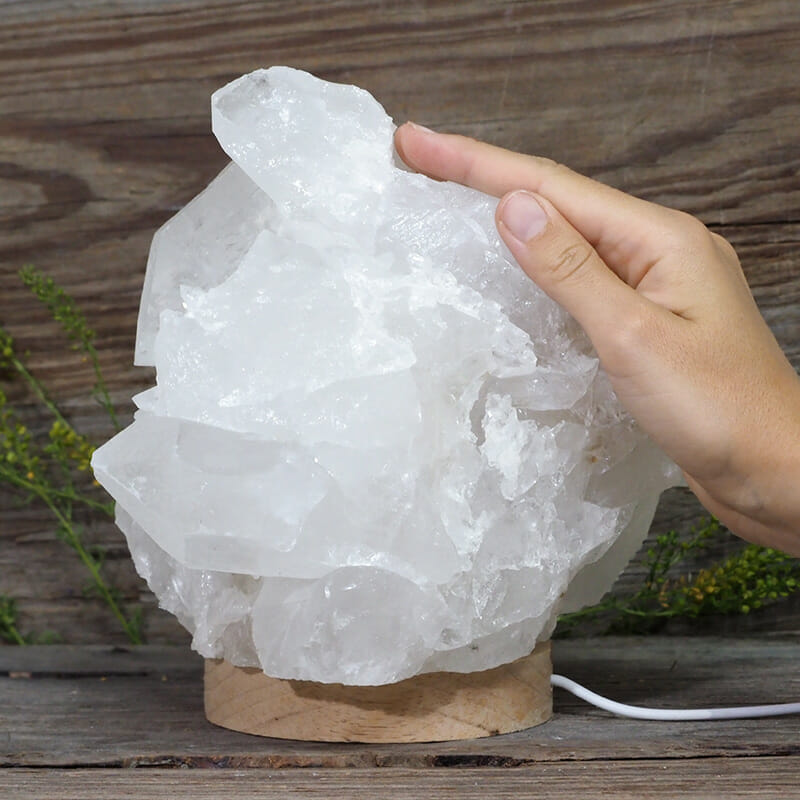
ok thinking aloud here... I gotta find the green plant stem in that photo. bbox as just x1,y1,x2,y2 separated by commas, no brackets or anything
5,622,25,645
47,501,141,645
2,274,132,644
18,266,120,431
86,341,120,430
6,337,118,446
4,347,109,515
0,594,26,644
6,354,70,429
0,611,25,645
557,596,682,632
49,485,114,517
2,469,141,645
617,606,677,619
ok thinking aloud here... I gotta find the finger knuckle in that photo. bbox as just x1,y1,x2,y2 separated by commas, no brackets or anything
669,209,708,241
710,231,739,261
548,242,594,284
535,157,574,188
666,210,728,257
458,150,480,186
611,306,656,353
534,155,561,171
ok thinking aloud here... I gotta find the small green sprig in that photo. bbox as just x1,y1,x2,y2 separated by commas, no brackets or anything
0,392,40,483
20,266,120,431
0,594,60,644
670,545,800,616
0,595,25,645
0,388,112,517
0,272,140,645
557,517,800,635
0,389,139,643
1,324,69,429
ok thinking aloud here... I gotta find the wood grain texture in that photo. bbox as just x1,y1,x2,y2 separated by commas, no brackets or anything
204,642,551,742
4,759,800,800
2,638,799,768
1,0,800,643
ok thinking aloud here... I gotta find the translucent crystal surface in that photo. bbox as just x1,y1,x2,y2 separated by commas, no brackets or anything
92,67,680,685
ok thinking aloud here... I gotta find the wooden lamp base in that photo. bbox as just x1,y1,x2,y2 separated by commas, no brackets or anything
204,640,552,743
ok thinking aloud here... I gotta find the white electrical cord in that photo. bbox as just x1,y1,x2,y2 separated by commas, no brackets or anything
551,674,800,720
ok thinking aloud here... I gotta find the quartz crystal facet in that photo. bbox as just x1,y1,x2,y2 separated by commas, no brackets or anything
92,68,679,685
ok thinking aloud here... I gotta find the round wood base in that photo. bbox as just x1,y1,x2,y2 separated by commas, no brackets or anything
204,641,552,743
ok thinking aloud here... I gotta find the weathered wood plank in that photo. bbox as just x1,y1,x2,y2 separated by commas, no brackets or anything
2,0,800,643
2,0,800,230
2,639,798,768
0,643,195,676
3,759,800,800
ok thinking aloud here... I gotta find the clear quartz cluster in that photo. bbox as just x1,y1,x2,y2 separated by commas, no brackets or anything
92,67,679,685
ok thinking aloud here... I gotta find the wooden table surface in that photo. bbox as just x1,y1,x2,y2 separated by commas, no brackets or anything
2,637,799,798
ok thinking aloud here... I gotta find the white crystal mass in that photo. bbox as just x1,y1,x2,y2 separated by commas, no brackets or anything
92,67,679,685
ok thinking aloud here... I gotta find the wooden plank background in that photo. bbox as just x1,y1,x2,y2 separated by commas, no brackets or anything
1,0,799,644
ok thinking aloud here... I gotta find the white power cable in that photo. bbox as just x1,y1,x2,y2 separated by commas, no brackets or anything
551,674,800,721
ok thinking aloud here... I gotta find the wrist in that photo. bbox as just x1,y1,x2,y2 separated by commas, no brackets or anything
701,372,800,555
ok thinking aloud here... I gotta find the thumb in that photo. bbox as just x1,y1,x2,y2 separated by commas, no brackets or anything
496,190,645,353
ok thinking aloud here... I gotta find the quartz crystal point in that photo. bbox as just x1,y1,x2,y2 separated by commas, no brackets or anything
92,67,680,685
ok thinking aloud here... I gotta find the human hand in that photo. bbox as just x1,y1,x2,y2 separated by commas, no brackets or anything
395,123,800,555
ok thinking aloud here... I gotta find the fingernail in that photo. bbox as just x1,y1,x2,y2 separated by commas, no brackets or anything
500,191,548,242
408,121,435,134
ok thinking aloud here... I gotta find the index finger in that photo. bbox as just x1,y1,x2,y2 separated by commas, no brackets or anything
394,122,669,258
